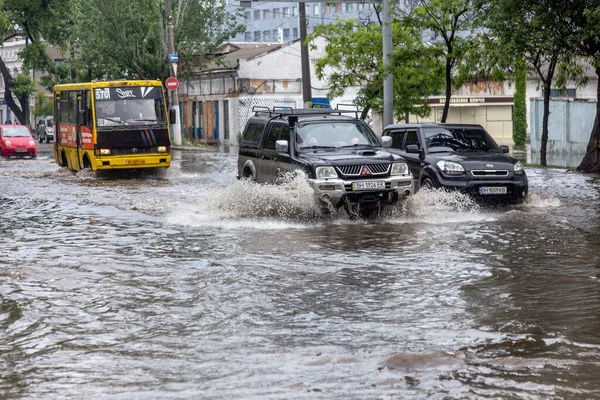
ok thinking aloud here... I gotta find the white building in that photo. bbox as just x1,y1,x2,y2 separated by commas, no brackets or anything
0,36,29,124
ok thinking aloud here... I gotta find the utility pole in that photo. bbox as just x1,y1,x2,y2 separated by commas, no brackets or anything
299,2,312,106
166,0,182,146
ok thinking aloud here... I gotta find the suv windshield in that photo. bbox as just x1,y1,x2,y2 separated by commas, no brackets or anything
424,127,500,152
296,121,380,150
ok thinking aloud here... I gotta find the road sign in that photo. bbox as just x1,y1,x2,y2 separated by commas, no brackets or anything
165,77,179,91
169,54,179,63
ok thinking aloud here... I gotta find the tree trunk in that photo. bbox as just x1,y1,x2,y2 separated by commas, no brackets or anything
441,58,452,123
576,65,600,172
540,80,552,167
0,58,25,124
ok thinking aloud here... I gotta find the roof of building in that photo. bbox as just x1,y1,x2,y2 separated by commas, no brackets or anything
201,41,295,72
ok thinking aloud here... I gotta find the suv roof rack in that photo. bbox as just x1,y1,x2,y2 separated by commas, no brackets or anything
252,106,361,119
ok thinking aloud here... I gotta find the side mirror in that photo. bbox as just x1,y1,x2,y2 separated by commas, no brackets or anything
407,144,426,160
275,140,289,153
380,135,392,148
500,145,509,153
169,109,176,124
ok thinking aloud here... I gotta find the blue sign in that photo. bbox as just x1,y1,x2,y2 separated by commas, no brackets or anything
169,54,179,63
0,99,6,105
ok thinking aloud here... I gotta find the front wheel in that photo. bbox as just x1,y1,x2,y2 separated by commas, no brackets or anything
421,177,437,189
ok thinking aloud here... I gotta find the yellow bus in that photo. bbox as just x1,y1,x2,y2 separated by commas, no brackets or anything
53,80,173,171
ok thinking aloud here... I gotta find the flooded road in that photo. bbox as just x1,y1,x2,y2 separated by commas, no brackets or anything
1,148,600,399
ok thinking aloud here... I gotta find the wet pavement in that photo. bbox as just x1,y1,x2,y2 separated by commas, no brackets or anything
1,148,600,399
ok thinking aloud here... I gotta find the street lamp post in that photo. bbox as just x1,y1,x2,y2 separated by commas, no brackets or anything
166,0,182,146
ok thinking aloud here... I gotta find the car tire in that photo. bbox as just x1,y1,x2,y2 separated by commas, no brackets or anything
421,177,437,189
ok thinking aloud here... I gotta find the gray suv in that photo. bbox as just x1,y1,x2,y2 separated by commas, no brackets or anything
237,107,414,217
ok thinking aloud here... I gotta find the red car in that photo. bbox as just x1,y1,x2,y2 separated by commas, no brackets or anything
0,124,37,158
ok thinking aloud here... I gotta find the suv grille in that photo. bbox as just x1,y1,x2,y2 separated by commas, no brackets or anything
471,170,509,176
337,164,390,176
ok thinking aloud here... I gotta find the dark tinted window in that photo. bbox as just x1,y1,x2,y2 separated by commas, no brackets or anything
279,125,290,143
424,127,499,152
405,130,420,149
389,130,406,149
243,122,265,143
264,124,282,150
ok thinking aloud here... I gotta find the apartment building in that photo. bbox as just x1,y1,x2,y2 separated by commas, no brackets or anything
226,1,379,43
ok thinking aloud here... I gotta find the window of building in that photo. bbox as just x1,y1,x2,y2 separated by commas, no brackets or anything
335,4,342,12
273,29,279,41
292,6,297,16
283,7,289,17
254,31,261,42
273,8,280,18
543,88,577,98
263,30,271,41
244,31,252,41
263,9,270,19
313,5,320,15
244,11,250,20
254,10,260,20
293,27,298,39
283,29,290,41
346,3,354,11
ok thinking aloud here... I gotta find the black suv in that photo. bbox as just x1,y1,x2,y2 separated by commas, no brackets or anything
382,123,528,203
237,107,414,216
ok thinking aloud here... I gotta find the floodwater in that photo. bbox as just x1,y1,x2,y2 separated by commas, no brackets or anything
1,148,600,399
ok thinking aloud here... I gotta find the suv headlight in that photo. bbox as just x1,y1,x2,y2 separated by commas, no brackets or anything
514,161,524,174
315,166,337,179
437,160,464,175
391,162,409,176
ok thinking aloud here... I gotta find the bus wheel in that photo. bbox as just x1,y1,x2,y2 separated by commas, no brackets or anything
82,155,92,171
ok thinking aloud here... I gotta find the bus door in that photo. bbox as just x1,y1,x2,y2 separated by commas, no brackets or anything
76,91,92,169
53,93,61,164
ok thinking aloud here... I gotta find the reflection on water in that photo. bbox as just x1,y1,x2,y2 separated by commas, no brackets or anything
1,151,600,399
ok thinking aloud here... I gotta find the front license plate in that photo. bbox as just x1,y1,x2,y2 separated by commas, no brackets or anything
126,160,146,165
15,148,27,153
352,180,385,190
479,186,507,195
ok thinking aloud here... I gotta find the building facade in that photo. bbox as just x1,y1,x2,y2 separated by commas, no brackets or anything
0,37,29,125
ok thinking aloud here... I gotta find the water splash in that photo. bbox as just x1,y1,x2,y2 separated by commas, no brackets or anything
522,193,561,208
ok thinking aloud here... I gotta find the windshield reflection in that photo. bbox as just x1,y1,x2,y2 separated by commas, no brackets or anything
296,122,379,149
424,127,500,152
96,99,166,127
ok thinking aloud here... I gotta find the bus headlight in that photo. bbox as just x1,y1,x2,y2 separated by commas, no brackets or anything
100,149,111,155
157,146,167,153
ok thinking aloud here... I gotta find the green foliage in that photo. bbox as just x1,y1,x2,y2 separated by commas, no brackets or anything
513,57,527,146
10,73,35,98
34,92,53,116
308,18,443,121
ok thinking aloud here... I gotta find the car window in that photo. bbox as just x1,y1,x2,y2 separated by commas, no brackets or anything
389,130,406,149
243,123,265,143
264,124,282,150
2,126,31,137
296,121,379,149
405,130,420,149
424,127,500,152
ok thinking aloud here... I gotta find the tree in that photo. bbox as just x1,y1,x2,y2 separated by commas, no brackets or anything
512,57,527,147
0,0,74,125
478,0,583,165
71,0,245,81
559,1,600,172
412,0,481,122
307,17,443,122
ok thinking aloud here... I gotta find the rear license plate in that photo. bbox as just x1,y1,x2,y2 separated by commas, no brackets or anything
352,180,385,190
479,186,507,195
15,148,27,153
126,160,146,165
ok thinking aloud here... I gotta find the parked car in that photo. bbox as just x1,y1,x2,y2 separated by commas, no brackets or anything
382,123,528,203
238,107,414,217
37,117,54,143
0,124,37,158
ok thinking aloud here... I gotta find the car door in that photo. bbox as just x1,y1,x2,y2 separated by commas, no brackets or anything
272,124,297,181
257,123,282,183
386,128,423,181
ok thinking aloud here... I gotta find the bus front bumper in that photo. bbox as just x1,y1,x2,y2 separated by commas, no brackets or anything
95,154,171,169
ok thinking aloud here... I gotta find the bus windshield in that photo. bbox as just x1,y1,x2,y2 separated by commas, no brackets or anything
94,86,166,127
